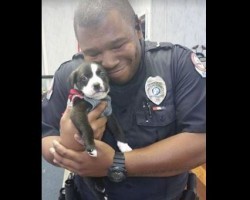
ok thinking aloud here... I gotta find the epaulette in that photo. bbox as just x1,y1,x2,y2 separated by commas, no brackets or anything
145,41,173,52
174,44,192,52
72,52,84,60
55,53,84,72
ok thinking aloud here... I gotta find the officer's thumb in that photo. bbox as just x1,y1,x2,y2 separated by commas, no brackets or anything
87,101,107,121
95,101,107,116
61,100,73,120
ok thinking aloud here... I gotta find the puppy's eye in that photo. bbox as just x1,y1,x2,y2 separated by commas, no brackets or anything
99,71,106,77
80,75,88,82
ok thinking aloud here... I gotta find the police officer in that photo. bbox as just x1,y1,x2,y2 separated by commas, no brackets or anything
42,0,206,200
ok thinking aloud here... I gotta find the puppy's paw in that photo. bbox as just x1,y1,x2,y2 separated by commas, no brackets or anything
117,141,132,152
87,149,97,157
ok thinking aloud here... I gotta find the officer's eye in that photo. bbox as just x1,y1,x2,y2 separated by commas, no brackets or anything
112,43,124,50
84,51,100,58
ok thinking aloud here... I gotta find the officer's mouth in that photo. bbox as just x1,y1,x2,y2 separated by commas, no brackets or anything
107,65,126,79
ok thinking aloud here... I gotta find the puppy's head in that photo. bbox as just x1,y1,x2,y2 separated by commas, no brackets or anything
69,62,109,100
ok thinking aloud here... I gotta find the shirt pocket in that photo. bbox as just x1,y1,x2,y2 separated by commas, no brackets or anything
136,104,175,126
135,104,176,141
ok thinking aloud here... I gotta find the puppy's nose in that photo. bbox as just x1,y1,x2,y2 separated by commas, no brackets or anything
93,83,101,91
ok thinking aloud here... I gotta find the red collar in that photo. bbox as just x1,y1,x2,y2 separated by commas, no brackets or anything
68,88,84,102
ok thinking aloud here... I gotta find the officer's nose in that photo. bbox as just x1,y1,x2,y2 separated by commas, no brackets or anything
101,50,119,68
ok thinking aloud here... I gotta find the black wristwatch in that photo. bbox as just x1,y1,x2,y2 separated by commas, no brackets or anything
107,152,127,182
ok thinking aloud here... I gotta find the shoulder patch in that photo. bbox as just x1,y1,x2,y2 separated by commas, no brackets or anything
191,53,206,78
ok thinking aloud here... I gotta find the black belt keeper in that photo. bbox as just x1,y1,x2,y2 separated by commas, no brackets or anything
58,173,81,200
180,172,199,200
58,187,66,200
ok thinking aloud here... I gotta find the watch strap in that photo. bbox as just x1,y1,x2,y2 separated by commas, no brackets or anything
108,152,127,182
112,152,125,168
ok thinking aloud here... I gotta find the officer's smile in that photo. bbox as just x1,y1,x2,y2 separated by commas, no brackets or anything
107,65,126,79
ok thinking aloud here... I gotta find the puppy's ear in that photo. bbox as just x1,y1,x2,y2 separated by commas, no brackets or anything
68,69,78,88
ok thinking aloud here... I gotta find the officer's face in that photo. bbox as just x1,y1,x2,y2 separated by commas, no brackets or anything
76,10,142,85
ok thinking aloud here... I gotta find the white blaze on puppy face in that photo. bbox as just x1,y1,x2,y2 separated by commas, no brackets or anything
83,63,109,99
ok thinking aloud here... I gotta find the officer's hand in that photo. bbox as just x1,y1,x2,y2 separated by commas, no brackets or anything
60,101,108,150
51,139,115,177
86,101,108,140
60,104,84,151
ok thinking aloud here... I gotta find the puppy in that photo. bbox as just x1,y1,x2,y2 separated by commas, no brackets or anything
68,62,132,199
68,61,132,156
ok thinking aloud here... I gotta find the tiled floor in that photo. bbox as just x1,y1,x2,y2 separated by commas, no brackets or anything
42,157,64,200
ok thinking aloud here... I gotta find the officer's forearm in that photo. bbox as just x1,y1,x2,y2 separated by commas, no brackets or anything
125,132,206,177
42,135,61,167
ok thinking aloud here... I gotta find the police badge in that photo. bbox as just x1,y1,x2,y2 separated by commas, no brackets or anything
145,76,167,105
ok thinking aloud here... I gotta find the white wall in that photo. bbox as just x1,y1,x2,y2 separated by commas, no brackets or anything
129,0,206,53
42,0,79,75
165,0,206,51
129,0,151,17
129,0,152,40
42,0,206,76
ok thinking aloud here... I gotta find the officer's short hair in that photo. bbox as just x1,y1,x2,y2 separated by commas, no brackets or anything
74,0,137,39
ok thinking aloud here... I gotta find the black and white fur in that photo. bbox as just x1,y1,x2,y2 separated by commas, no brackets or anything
68,62,133,199
68,62,132,157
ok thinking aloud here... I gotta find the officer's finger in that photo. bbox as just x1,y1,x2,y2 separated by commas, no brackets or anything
52,152,82,174
88,101,107,121
91,116,108,132
52,140,83,163
95,126,106,140
90,116,107,140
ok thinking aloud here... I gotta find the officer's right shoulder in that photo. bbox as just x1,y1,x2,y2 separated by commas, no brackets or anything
55,53,84,75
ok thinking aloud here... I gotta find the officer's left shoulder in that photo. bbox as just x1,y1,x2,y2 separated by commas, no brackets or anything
145,41,174,52
172,44,192,54
173,44,206,78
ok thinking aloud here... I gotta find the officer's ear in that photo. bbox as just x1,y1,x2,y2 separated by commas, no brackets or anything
135,15,143,39
68,69,78,88
135,14,141,31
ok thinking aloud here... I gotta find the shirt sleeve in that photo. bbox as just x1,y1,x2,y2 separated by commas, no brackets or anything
172,45,206,133
42,58,83,138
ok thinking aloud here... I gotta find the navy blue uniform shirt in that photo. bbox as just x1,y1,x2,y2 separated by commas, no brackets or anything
42,40,206,200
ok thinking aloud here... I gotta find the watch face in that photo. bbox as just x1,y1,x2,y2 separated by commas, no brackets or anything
108,166,127,182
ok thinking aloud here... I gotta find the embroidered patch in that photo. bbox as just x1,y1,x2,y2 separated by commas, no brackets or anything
191,53,206,78
145,76,167,105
